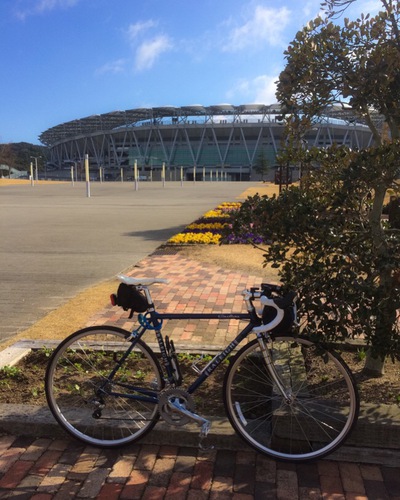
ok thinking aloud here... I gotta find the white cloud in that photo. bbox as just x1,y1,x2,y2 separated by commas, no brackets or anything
252,75,279,103
227,74,278,104
302,0,324,20
123,19,174,72
127,20,158,41
223,5,291,51
37,0,79,10
15,0,80,19
134,35,173,71
95,59,127,76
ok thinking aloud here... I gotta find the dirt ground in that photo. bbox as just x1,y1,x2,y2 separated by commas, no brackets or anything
0,343,398,409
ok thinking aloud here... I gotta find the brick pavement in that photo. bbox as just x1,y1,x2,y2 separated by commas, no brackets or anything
0,434,399,499
86,251,262,348
2,251,400,499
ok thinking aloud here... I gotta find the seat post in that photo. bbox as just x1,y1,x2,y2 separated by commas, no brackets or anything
141,286,153,307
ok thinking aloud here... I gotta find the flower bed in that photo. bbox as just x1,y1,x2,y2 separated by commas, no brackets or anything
166,202,266,245
167,202,241,245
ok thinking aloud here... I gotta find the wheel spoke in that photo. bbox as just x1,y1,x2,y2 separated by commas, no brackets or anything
45,326,162,448
224,336,359,462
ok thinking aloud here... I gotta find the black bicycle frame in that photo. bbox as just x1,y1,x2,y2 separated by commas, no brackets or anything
152,310,260,394
104,309,261,403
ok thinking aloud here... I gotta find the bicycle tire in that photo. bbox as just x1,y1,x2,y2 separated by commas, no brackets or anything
45,326,163,448
223,336,359,462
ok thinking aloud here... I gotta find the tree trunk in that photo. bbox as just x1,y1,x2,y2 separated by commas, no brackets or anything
363,349,385,377
365,182,393,376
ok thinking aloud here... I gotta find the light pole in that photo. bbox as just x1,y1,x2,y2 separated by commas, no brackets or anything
30,156,41,181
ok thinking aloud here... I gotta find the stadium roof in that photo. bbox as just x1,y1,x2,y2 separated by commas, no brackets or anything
39,103,382,147
39,104,288,146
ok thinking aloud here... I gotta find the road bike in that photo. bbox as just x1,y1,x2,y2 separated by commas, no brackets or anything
45,274,359,462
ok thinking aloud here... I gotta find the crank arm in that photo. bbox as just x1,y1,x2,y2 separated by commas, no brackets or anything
169,398,211,431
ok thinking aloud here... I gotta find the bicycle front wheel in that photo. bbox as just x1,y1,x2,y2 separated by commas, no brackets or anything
223,336,359,462
45,326,163,448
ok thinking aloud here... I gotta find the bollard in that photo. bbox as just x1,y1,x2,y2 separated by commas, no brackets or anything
85,154,91,198
134,160,138,191
30,162,34,187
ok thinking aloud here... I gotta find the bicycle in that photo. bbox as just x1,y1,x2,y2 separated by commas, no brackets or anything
45,274,359,462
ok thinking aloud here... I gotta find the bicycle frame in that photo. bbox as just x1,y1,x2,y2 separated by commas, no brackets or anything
155,311,257,394
100,308,261,404
99,281,295,408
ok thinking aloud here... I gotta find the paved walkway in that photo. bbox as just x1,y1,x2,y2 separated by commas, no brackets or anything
0,434,399,500
1,251,400,499
87,250,261,348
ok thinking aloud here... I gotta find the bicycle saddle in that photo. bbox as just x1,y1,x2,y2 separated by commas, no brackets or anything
117,274,170,286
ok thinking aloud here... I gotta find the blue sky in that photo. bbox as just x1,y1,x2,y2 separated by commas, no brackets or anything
1,0,381,145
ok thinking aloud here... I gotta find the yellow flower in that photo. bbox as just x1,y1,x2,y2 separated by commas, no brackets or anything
186,222,228,230
203,210,230,219
166,201,241,246
168,232,221,245
218,202,242,209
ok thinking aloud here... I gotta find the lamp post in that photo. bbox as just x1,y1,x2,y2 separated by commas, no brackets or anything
30,156,41,181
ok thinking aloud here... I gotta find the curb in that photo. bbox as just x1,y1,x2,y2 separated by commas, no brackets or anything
0,404,399,466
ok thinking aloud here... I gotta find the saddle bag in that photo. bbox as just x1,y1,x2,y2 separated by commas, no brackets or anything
111,283,149,318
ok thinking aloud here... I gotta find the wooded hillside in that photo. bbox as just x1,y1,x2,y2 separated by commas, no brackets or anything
0,142,48,170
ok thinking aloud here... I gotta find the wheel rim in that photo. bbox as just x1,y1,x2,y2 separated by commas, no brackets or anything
46,328,162,447
225,337,358,461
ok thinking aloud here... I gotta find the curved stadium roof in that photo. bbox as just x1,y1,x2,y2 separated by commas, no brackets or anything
39,103,381,147
39,104,284,146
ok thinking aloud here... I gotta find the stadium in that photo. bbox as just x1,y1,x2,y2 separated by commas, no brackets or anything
39,104,376,182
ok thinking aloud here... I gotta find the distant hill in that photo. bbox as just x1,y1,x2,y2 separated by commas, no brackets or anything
0,142,48,171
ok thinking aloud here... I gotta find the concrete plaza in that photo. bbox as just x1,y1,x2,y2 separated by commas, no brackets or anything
0,180,253,341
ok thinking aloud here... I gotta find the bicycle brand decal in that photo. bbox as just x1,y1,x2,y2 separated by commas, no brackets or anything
204,339,239,376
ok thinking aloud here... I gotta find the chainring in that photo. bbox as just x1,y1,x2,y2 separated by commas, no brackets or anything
158,387,196,426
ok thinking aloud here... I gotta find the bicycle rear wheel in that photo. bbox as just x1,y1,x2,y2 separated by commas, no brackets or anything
45,326,163,448
223,336,359,462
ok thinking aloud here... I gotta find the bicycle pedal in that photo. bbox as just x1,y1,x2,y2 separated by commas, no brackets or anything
198,421,214,451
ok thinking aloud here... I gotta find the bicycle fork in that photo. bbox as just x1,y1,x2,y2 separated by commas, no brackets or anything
256,333,294,404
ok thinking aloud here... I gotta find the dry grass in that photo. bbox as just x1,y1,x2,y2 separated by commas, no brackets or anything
0,280,119,349
0,179,67,186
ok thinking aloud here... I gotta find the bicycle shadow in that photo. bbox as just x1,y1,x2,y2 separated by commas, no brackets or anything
122,225,186,242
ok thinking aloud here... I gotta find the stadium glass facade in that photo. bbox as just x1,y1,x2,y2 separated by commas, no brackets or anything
39,104,375,181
